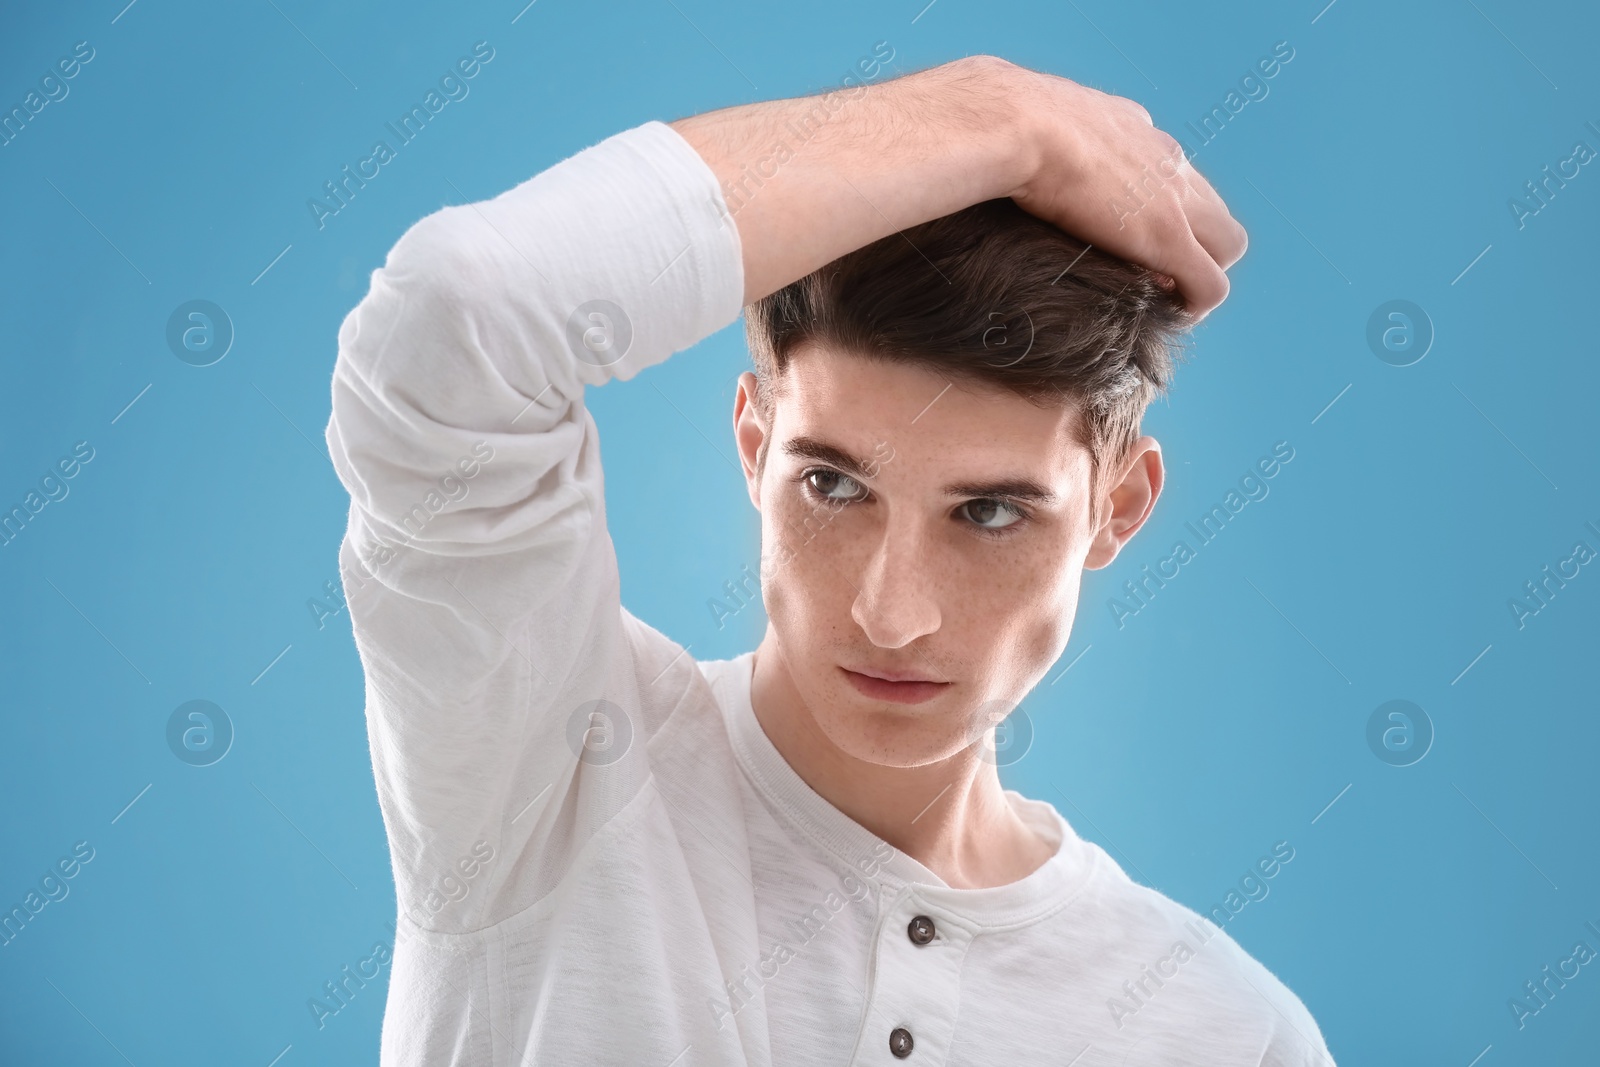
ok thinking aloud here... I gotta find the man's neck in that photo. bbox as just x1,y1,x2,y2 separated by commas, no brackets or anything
748,632,1055,891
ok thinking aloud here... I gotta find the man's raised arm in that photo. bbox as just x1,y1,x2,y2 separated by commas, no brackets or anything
671,54,1246,319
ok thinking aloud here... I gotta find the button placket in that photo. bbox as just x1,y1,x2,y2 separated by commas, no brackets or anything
850,891,971,1065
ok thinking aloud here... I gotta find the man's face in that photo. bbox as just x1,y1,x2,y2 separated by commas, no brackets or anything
733,341,1163,769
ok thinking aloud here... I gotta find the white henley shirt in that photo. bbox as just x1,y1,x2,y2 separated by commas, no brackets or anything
324,117,1336,1067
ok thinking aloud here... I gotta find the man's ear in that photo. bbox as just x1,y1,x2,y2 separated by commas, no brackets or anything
1083,436,1163,570
733,371,768,510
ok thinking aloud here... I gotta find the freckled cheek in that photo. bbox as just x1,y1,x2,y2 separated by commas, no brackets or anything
1027,583,1078,662
759,494,860,627
957,540,1079,662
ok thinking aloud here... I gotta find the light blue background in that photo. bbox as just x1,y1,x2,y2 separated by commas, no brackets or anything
2,1,1596,1063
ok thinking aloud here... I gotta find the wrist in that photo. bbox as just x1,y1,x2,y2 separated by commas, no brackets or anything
922,55,1042,204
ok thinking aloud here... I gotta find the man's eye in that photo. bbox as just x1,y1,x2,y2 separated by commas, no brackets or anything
961,499,1023,530
806,469,868,502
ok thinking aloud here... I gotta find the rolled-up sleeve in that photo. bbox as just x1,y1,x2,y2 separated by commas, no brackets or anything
323,119,744,931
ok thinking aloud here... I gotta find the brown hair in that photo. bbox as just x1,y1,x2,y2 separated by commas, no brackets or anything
744,197,1193,524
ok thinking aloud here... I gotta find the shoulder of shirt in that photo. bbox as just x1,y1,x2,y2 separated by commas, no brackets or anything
617,608,746,696
1050,832,1334,1064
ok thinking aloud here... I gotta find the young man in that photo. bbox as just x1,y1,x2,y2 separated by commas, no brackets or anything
325,54,1333,1065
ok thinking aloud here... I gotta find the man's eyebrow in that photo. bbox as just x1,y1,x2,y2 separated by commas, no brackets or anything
782,435,1059,505
782,436,875,480
942,478,1058,505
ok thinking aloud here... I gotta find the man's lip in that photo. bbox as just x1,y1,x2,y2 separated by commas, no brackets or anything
840,667,951,705
842,665,945,684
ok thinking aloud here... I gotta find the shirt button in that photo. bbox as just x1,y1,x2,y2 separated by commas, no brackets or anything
907,915,935,945
889,1027,914,1058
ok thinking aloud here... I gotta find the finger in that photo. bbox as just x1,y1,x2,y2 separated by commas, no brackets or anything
1153,214,1230,323
1173,160,1247,270
1136,129,1247,272
1184,192,1248,274
1177,264,1228,324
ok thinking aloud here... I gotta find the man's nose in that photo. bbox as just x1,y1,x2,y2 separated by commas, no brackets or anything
850,519,941,649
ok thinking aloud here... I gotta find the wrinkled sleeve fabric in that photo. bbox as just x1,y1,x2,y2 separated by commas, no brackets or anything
323,120,744,931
